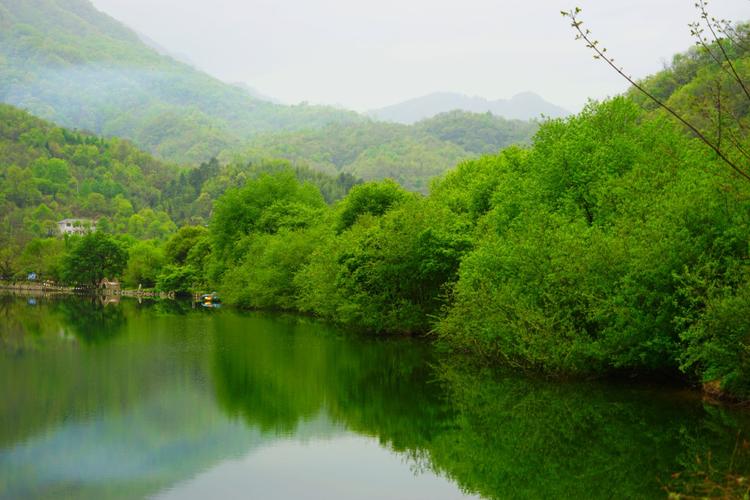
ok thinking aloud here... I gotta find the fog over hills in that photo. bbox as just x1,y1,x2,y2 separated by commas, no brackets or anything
0,0,362,164
0,0,540,187
368,91,570,124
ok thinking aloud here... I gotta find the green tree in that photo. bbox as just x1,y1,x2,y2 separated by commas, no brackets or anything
17,238,65,281
297,199,470,333
335,179,411,232
562,7,750,182
222,224,331,310
164,226,209,265
61,232,127,287
155,265,199,295
210,172,326,265
122,241,164,288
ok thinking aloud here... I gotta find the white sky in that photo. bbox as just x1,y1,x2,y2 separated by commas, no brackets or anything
89,0,749,112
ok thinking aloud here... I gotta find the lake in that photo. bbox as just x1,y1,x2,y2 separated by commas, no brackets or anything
1,295,748,499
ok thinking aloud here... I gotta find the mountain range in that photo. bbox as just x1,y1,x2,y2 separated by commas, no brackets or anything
0,0,549,188
368,91,570,124
0,0,362,164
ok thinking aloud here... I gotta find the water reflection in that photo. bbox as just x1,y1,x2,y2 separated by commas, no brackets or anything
54,297,126,344
211,313,446,443
0,295,748,499
429,362,750,498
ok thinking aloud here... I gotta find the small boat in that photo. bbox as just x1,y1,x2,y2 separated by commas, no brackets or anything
199,292,221,308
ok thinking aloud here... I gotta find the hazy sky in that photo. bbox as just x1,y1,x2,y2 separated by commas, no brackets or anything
89,0,749,112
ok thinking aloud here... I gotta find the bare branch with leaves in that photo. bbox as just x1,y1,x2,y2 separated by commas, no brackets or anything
561,6,750,183
690,0,750,101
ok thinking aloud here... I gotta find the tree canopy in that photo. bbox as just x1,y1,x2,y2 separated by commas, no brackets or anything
61,232,127,287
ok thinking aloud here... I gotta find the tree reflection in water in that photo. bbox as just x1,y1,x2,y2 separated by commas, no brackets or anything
0,296,748,499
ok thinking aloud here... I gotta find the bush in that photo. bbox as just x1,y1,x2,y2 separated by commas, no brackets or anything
156,265,199,295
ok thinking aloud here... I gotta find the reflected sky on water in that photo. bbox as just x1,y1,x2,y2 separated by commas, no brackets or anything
1,295,749,499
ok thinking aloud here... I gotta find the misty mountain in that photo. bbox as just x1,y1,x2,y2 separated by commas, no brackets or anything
0,0,362,164
368,91,570,124
0,0,539,188
135,29,199,69
231,82,283,105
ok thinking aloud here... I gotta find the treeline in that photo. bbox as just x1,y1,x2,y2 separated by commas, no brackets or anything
238,111,538,191
0,103,360,286
9,91,747,398
4,19,750,401
0,103,178,277
190,92,749,399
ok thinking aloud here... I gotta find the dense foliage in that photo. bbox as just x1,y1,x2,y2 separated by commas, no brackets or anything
238,112,537,191
0,103,179,278
3,12,750,401
0,103,359,290
60,231,127,287
413,110,538,155
205,86,750,399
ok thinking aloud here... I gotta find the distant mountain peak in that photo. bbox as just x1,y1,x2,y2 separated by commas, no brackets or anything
368,91,570,124
509,91,542,101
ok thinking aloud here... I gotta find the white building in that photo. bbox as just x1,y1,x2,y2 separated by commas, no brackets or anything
57,218,96,235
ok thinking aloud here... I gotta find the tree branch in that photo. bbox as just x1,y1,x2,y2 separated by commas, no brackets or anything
561,8,750,183
696,0,750,102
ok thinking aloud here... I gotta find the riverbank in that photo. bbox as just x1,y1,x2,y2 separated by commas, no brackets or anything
2,283,742,405
0,281,173,299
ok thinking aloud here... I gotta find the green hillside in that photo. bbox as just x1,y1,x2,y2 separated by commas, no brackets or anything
0,0,363,163
237,111,537,191
0,103,359,281
0,103,179,241
632,23,750,162
0,0,537,189
414,110,538,155
367,91,569,124
3,10,750,404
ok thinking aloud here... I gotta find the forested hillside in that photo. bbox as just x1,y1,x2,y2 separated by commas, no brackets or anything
633,25,750,141
4,2,750,404
414,111,538,155
200,96,750,398
0,0,538,188
0,104,179,245
237,111,537,191
368,91,570,124
0,103,359,284
0,0,363,163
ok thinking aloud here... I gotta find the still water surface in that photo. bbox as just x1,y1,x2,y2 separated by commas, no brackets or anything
1,295,749,499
